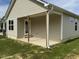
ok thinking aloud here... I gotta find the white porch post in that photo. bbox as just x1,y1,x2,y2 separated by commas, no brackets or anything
61,14,64,40
3,21,6,36
27,17,30,43
46,11,50,48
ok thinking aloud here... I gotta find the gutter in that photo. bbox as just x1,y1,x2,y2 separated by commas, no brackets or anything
46,6,53,48
36,0,53,12
37,0,49,6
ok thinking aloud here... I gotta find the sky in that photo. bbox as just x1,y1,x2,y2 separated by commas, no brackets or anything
45,0,79,15
0,0,79,18
0,0,10,18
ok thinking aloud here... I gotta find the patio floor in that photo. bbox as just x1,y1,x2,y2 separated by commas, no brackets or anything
18,37,59,47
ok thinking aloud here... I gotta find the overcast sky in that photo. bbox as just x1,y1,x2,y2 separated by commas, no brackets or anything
0,0,79,18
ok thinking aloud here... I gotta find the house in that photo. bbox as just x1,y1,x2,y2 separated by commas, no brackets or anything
0,18,3,32
0,18,2,32
0,17,5,35
3,0,79,48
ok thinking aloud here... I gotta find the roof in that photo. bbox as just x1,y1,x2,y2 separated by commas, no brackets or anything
52,4,79,19
4,0,79,20
36,0,79,19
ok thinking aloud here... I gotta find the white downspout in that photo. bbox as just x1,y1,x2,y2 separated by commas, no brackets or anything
37,0,54,48
44,3,53,48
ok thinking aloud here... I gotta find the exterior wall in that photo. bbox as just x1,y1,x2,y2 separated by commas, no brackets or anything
17,18,24,38
31,16,46,39
6,18,18,39
6,13,61,42
8,0,47,19
31,14,61,42
50,14,61,42
63,14,79,40
6,0,47,39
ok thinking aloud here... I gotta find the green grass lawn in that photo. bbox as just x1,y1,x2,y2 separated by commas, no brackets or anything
0,35,79,59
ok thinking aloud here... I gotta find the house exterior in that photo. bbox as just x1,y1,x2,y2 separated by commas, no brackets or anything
3,0,79,48
0,18,4,32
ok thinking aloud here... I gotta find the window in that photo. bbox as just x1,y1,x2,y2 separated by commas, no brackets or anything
9,20,14,30
75,22,77,31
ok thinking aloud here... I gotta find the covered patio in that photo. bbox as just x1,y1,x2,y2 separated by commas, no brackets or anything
17,11,62,48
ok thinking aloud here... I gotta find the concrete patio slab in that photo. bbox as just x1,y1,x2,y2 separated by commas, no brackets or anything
18,37,59,48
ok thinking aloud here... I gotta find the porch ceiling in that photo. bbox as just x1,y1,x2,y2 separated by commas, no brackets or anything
17,12,46,19
18,11,61,19
30,12,46,18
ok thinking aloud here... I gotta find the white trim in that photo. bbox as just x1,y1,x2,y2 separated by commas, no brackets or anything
50,10,63,40
50,11,62,15
61,13,64,40
29,19,31,34
24,19,26,35
37,0,49,6
24,18,28,35
53,11,62,15
24,18,31,36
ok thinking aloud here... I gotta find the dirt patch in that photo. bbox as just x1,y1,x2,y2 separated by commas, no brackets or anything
64,53,79,59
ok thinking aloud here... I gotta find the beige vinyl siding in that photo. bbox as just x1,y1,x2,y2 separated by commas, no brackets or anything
63,14,79,40
50,14,61,42
8,0,47,19
6,0,47,39
17,18,24,38
31,14,61,42
31,16,46,39
6,18,18,39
